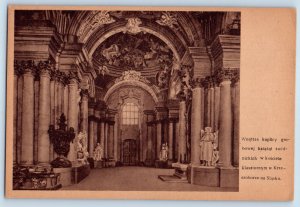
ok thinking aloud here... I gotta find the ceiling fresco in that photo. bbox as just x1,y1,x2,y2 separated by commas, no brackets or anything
93,32,174,70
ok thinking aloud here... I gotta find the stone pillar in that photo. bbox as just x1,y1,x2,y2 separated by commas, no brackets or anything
88,102,95,157
178,99,187,163
16,73,23,164
67,74,79,163
80,90,89,133
104,122,109,158
108,123,114,158
63,85,69,119
100,121,105,152
233,81,240,167
201,88,205,129
214,86,221,131
156,121,162,159
218,79,232,168
37,62,52,165
191,83,202,165
168,120,174,161
21,62,35,165
34,77,39,164
13,67,19,164
210,86,215,130
147,123,153,160
113,116,118,160
94,109,100,144
49,77,55,160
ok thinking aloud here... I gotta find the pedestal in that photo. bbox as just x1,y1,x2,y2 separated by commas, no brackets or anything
53,167,72,187
220,167,239,188
190,166,220,187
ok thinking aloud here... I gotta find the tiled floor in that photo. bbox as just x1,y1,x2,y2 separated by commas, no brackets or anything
62,166,238,191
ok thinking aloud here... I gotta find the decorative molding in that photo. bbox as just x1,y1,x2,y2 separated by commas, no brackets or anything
78,11,115,36
156,12,179,30
115,70,150,85
122,18,142,34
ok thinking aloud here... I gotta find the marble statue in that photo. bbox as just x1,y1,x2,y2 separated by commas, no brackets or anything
200,127,219,166
93,143,104,161
160,143,169,161
76,131,89,164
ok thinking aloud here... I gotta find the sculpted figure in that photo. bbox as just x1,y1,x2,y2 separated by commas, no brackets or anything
200,127,219,166
77,131,89,164
93,143,104,161
160,143,168,161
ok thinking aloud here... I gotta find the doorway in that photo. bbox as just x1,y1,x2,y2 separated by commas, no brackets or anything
123,139,137,166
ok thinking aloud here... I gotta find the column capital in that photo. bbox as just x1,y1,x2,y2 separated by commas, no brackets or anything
37,60,54,77
16,60,36,76
214,68,239,84
68,71,80,85
80,89,89,100
191,77,205,88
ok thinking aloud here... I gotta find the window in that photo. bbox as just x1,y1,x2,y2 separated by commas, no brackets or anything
122,103,139,125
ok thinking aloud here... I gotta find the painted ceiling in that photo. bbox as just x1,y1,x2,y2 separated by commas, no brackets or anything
93,32,173,70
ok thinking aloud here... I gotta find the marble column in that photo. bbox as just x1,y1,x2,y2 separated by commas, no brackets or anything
156,121,162,159
34,77,39,164
210,86,215,130
88,103,95,157
218,79,233,168
63,85,69,119
113,116,118,160
214,86,220,131
178,99,187,163
37,64,51,165
16,74,23,164
191,84,202,165
49,77,55,160
108,123,114,158
233,81,240,167
21,62,35,165
67,74,79,163
80,90,89,133
104,122,109,158
201,88,205,129
13,68,19,164
94,109,100,144
168,120,174,161
147,123,153,160
100,120,105,152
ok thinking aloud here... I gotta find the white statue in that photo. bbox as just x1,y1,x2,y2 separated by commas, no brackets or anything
93,143,104,161
200,127,219,166
160,143,168,161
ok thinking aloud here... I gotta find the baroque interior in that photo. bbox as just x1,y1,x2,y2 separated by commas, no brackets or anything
12,10,240,190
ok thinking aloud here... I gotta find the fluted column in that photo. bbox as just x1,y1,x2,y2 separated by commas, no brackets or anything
147,123,153,160
168,120,174,160
178,98,187,163
191,82,202,165
21,61,35,165
13,66,20,164
100,121,105,152
108,123,114,158
156,121,162,159
80,90,89,133
67,73,79,163
88,102,95,156
233,80,240,167
214,86,220,131
218,79,232,168
37,62,52,164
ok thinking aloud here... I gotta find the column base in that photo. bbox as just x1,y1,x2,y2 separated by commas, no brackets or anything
188,165,220,186
220,166,239,188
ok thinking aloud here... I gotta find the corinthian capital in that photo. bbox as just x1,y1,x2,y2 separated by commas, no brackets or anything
214,68,239,84
38,60,54,77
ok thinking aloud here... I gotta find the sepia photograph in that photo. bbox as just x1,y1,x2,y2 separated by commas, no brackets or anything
11,9,240,192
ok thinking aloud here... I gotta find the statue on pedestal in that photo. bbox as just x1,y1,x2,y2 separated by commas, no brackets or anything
199,127,219,167
76,131,89,165
160,143,169,161
93,143,104,161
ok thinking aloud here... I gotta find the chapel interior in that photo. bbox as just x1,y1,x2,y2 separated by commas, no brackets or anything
12,10,240,191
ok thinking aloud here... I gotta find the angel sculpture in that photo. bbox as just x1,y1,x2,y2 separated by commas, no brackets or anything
93,143,104,161
160,143,169,161
200,127,219,167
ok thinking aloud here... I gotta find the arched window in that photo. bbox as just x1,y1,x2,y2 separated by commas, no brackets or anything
122,103,139,125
